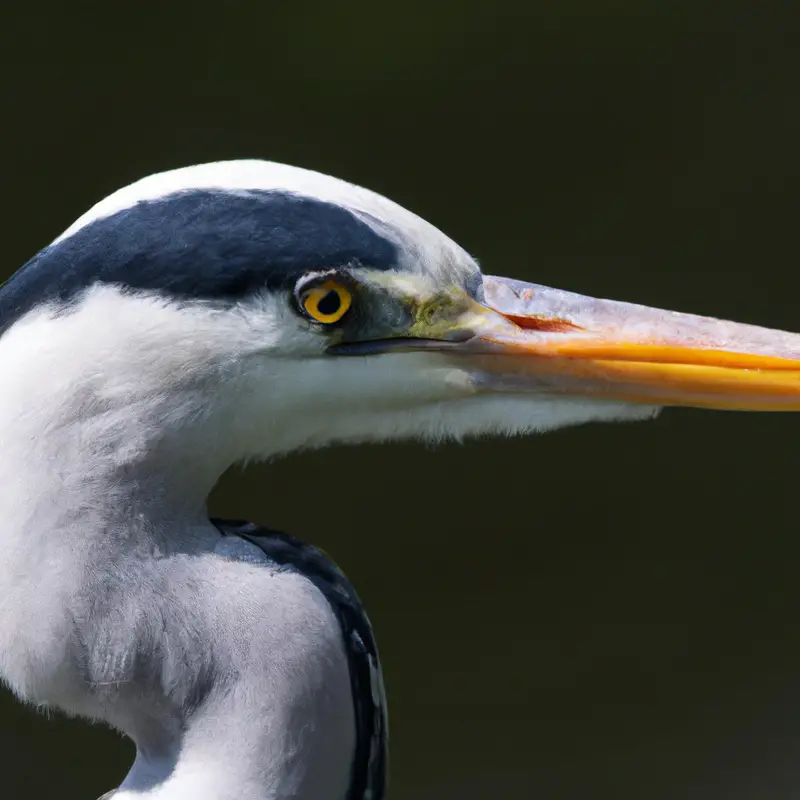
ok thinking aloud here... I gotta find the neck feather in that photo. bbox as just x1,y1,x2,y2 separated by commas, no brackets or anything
0,301,354,800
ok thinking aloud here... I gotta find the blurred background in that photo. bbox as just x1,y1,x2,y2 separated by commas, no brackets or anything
2,2,800,798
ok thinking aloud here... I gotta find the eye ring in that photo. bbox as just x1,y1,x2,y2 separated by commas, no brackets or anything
299,279,353,324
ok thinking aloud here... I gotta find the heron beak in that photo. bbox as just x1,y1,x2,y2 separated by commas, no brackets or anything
452,275,800,411
332,274,800,410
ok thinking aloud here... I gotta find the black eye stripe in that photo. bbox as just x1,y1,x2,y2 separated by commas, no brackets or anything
1,189,401,336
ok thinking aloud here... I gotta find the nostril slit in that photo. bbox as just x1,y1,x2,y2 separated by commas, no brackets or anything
502,313,583,333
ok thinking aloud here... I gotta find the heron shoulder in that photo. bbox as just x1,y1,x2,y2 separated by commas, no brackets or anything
212,518,388,800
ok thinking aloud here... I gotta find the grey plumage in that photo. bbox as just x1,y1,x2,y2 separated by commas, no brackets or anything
212,520,388,800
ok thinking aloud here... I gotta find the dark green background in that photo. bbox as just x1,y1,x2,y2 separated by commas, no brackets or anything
2,3,800,798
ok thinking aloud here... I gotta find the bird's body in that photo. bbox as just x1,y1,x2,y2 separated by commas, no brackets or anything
2,160,800,798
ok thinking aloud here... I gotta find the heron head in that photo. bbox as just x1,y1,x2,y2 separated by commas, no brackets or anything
3,160,800,472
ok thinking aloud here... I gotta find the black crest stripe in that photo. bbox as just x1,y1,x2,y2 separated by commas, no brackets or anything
1,189,400,333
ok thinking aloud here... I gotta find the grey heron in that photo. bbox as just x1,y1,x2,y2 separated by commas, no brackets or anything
2,160,800,800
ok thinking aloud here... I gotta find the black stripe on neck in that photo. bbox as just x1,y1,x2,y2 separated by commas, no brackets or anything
211,518,388,800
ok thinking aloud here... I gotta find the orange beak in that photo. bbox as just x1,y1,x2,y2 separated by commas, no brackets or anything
455,275,800,411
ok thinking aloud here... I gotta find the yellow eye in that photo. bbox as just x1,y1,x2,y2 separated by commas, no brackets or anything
300,280,353,324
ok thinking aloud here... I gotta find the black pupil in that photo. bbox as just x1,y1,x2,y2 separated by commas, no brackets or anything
317,289,341,317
